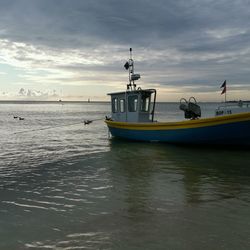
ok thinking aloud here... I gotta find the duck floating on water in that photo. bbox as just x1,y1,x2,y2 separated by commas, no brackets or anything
105,48,250,146
13,116,24,120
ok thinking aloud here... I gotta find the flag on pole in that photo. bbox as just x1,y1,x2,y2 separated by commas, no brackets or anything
220,80,226,95
124,61,129,70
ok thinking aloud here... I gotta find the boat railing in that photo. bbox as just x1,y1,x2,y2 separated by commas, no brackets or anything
216,101,250,110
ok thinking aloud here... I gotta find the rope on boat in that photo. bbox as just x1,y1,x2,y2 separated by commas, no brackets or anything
13,118,104,135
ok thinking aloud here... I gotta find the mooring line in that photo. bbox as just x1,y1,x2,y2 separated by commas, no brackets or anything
13,118,104,135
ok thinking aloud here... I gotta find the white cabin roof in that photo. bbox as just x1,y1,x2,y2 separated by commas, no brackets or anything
107,89,156,96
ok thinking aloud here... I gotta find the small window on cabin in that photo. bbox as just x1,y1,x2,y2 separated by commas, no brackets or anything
120,99,125,113
112,98,118,113
141,96,150,112
128,95,138,112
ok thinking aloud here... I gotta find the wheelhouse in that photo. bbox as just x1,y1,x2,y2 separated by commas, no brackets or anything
108,89,156,122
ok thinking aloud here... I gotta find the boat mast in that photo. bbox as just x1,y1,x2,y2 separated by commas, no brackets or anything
124,48,140,91
129,48,134,90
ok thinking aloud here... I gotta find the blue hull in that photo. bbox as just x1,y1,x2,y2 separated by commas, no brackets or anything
107,119,250,146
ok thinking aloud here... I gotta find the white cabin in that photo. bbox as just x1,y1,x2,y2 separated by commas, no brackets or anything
108,89,156,122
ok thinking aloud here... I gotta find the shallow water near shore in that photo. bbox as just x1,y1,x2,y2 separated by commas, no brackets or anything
0,102,250,249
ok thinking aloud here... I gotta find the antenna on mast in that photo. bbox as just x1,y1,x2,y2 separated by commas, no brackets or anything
124,48,140,91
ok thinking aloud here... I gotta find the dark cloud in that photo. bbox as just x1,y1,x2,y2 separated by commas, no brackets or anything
0,0,249,48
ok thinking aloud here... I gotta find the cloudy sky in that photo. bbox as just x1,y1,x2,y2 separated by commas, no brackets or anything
0,0,250,101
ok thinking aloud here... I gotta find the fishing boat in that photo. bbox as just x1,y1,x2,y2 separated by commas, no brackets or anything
105,48,250,146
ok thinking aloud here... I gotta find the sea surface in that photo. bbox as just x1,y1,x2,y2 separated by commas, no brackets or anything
0,101,250,250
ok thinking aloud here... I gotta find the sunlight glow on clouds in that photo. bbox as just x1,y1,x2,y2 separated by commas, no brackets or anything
0,39,105,69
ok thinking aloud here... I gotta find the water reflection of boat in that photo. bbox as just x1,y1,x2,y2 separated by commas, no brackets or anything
108,139,250,205
105,49,250,146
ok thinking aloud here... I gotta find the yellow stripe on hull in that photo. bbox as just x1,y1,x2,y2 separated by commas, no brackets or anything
105,112,250,130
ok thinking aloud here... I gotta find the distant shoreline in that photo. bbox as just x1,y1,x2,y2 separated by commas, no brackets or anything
0,100,110,104
0,100,224,104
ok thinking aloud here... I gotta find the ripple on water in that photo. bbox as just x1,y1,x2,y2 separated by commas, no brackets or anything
24,231,111,249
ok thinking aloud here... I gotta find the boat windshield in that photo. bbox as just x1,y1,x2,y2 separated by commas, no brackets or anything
141,95,150,112
128,95,138,112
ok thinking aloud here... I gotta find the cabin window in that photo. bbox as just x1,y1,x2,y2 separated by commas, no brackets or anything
112,98,118,113
128,95,138,112
120,99,125,113
141,96,150,112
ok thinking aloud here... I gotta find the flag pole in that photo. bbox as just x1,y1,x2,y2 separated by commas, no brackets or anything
220,80,227,104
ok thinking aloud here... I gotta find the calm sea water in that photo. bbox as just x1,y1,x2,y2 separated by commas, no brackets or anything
0,102,250,250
